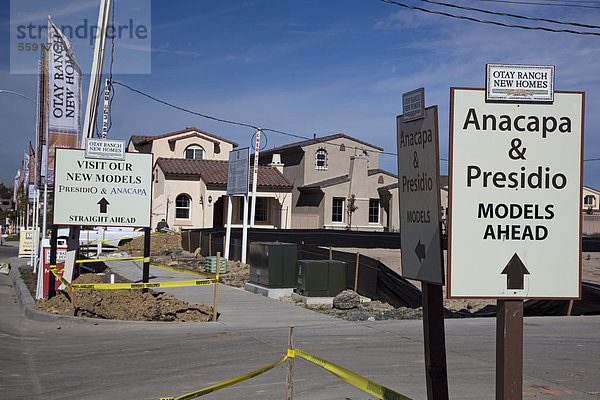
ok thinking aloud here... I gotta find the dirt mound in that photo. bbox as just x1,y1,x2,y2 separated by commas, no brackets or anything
35,272,215,322
118,232,183,256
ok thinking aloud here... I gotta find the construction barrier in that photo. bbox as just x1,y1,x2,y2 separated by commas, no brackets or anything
159,348,411,400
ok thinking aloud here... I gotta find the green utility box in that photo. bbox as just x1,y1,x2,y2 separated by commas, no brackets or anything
204,256,227,274
248,242,297,288
296,260,348,297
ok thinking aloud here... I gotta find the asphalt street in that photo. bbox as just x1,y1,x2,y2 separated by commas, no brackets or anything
1,241,599,400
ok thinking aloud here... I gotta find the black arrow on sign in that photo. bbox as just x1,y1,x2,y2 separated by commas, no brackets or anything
501,253,530,290
97,197,110,214
415,240,426,263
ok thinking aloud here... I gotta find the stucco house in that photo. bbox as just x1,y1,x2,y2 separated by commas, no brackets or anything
127,127,293,231
258,133,397,231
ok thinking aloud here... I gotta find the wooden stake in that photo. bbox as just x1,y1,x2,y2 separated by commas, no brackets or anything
286,326,295,400
354,253,360,292
567,299,574,316
212,252,220,322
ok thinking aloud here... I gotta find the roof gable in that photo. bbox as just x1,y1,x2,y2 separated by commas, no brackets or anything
261,133,384,157
130,127,238,148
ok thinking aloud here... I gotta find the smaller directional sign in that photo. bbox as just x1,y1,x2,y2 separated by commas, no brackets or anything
396,104,443,284
53,148,152,228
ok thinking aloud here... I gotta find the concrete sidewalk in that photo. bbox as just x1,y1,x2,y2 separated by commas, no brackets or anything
104,259,346,329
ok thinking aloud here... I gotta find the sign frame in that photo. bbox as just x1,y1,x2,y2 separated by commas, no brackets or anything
396,105,444,285
52,148,153,228
448,87,584,299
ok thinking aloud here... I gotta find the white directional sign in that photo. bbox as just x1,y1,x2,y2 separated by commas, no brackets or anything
397,105,444,284
448,88,584,299
53,148,153,228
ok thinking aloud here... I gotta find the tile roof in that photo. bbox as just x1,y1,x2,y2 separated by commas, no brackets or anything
130,127,239,147
368,169,398,179
156,158,292,189
260,133,384,156
297,175,350,191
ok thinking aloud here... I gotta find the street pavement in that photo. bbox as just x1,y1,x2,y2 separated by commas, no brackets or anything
1,240,599,400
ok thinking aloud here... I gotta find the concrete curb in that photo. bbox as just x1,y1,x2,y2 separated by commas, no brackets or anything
8,260,195,326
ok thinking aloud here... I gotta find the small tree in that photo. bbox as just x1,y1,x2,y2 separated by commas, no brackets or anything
346,194,358,230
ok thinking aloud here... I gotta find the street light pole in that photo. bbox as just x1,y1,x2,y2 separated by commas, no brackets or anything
0,89,37,105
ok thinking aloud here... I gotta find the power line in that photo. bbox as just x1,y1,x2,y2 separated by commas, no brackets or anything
379,0,600,35
111,80,396,156
471,0,600,10
418,0,600,28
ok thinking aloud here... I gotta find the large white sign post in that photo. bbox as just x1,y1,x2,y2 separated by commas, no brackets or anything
397,105,444,284
449,88,583,299
53,148,153,228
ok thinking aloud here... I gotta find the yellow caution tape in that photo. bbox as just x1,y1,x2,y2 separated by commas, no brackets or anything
163,355,289,400
75,256,147,263
150,262,214,278
49,267,72,291
287,349,296,358
294,348,412,400
71,278,218,290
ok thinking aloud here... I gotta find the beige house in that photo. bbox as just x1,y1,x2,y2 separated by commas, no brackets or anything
259,133,398,231
127,127,293,231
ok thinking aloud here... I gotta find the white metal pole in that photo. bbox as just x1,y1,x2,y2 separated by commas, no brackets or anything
242,193,249,263
81,0,113,142
250,129,261,227
225,195,233,260
102,78,110,138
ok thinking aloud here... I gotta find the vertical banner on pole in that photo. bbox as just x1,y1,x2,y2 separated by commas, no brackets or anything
250,129,261,227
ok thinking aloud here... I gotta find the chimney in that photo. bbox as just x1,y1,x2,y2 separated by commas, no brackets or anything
348,154,368,195
268,153,284,173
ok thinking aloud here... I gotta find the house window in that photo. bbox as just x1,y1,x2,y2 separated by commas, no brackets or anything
332,197,344,223
369,199,380,223
175,194,191,219
184,146,204,160
316,149,327,170
239,197,269,222
584,195,595,208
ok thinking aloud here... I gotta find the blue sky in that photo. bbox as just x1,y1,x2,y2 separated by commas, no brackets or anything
1,0,599,189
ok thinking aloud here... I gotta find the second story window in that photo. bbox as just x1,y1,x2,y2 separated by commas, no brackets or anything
185,146,204,160
316,149,327,171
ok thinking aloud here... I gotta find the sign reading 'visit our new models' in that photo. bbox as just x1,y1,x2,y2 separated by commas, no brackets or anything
53,148,153,228
448,86,584,299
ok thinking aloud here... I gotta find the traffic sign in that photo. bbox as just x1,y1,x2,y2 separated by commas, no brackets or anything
53,148,153,228
448,88,584,298
396,105,444,284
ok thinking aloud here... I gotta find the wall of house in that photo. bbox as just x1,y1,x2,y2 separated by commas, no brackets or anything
170,135,233,160
301,138,380,187
152,175,204,231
